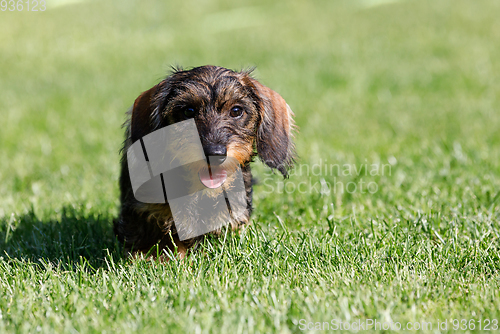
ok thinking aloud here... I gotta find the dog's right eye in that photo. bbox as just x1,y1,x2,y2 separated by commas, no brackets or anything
183,108,196,118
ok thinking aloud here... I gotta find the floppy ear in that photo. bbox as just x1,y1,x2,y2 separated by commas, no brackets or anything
248,78,296,177
130,83,163,143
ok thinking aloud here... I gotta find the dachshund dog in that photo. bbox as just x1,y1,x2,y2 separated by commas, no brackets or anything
114,65,295,258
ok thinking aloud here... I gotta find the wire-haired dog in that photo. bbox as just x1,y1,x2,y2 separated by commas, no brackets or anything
114,65,296,258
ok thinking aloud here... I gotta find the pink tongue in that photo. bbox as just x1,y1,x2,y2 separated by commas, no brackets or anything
199,168,227,189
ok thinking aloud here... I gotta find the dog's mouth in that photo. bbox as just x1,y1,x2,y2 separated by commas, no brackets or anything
199,165,227,189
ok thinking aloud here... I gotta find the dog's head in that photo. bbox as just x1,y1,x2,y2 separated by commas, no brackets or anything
128,65,296,178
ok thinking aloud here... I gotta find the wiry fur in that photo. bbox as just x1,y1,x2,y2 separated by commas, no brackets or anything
114,65,296,258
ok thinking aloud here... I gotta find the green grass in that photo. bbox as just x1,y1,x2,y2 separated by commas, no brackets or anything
1,0,500,332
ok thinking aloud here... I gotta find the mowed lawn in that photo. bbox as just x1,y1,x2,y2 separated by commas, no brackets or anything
1,0,500,332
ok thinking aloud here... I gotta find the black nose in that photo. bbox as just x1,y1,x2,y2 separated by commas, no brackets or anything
204,145,227,165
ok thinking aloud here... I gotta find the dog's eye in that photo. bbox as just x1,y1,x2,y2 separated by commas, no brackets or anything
183,107,196,118
229,106,244,118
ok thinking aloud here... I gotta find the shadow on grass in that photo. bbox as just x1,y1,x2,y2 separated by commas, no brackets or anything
0,206,124,270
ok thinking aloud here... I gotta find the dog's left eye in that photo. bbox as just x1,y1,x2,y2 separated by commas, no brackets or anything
229,106,244,118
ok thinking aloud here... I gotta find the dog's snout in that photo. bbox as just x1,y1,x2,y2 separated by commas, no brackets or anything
204,144,227,165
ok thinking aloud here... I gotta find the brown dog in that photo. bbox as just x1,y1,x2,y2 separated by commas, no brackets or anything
114,65,295,258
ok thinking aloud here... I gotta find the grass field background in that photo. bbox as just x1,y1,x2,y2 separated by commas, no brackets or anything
1,0,500,332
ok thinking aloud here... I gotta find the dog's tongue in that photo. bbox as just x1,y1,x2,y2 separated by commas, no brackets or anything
199,167,227,189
